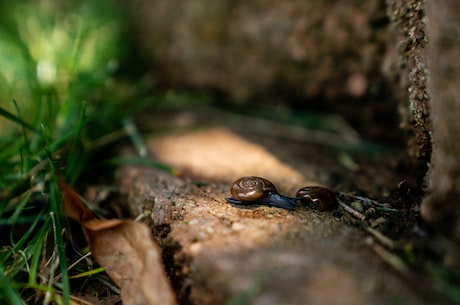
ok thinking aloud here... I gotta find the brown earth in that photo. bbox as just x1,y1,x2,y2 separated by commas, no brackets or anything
108,107,447,305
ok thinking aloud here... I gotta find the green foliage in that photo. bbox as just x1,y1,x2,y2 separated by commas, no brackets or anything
0,0,131,303
0,0,122,124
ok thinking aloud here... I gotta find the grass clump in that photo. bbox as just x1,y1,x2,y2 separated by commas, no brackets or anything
0,0,139,303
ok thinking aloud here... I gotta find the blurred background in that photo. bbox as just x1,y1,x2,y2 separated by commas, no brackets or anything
0,0,406,145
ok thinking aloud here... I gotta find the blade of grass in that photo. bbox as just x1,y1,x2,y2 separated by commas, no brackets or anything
122,116,146,157
13,99,31,155
44,132,70,305
48,189,70,305
0,209,45,265
0,177,32,214
69,266,105,280
30,97,48,152
0,213,46,227
48,115,92,154
65,102,89,184
27,216,51,287
7,192,32,223
0,267,25,305
12,99,33,176
0,104,40,133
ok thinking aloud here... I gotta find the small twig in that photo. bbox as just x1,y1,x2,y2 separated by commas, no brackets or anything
44,212,60,305
123,116,147,158
367,239,411,275
337,198,366,220
338,194,396,249
353,195,394,209
363,224,396,250
375,207,400,212
69,295,96,305
96,275,121,295
54,251,92,282
369,217,386,228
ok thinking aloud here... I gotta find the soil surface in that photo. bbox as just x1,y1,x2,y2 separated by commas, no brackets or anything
106,106,447,305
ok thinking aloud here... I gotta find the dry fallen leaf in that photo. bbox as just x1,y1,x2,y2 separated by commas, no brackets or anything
59,180,177,305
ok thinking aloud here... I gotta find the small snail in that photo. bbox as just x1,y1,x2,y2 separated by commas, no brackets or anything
295,186,337,211
225,176,297,210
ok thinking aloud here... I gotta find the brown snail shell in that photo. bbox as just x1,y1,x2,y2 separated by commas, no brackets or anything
296,186,337,211
227,176,297,210
230,176,277,201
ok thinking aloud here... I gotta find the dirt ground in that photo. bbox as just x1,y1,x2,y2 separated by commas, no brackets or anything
103,106,450,305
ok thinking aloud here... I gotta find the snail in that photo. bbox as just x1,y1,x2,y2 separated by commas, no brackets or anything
295,186,337,211
225,176,297,210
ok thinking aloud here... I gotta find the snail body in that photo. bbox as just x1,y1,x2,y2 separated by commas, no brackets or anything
295,186,337,211
226,176,297,210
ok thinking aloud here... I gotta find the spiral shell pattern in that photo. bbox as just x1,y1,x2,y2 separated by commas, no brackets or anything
230,176,277,202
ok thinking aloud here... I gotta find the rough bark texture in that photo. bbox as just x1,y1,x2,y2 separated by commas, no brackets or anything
385,0,431,181
421,0,460,242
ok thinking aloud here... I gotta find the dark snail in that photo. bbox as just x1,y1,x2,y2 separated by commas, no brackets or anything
226,176,297,210
295,186,337,211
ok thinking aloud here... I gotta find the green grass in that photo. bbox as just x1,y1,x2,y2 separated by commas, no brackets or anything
0,0,150,303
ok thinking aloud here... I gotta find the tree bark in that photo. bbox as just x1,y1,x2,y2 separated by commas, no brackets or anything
422,0,460,242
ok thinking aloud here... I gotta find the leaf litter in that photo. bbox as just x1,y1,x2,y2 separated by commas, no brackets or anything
59,180,177,305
